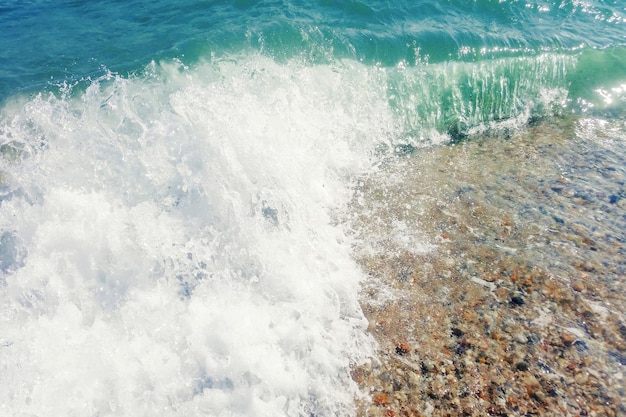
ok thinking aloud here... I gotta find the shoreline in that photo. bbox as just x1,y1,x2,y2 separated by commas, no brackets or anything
350,116,625,416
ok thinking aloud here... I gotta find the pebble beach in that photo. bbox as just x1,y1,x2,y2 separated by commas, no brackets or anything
349,115,625,416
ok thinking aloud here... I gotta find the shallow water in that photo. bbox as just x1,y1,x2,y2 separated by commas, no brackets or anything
350,115,625,416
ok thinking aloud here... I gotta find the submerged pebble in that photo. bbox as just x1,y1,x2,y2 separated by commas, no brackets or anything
510,296,525,306
351,116,626,417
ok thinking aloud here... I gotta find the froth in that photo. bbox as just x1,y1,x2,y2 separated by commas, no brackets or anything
0,55,392,416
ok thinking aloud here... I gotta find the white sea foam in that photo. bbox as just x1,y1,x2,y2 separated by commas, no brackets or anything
0,56,394,416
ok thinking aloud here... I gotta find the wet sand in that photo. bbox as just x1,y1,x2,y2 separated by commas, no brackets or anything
349,116,625,416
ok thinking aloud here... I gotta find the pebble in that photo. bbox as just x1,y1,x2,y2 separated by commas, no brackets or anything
421,359,435,373
523,373,541,391
575,372,589,384
513,331,527,344
573,340,588,352
561,331,576,345
576,261,596,272
510,296,525,306
451,327,464,337
372,392,390,406
495,287,509,299
395,341,411,356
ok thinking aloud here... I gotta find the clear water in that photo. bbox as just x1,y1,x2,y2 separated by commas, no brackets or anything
0,1,625,415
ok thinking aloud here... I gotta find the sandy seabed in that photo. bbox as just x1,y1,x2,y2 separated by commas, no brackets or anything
350,116,625,416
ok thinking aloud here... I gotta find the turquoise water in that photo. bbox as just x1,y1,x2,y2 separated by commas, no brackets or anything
0,1,625,416
2,0,625,116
